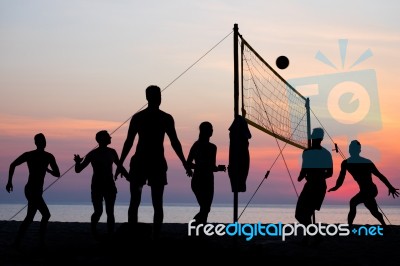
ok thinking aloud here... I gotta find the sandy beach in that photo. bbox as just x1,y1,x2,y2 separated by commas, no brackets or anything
1,220,400,265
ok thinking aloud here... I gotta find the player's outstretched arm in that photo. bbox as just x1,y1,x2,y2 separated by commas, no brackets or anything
371,163,399,198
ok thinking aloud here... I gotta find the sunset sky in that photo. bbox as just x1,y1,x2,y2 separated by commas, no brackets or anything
1,0,399,209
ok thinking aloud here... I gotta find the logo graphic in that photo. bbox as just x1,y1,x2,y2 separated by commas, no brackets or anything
288,39,382,160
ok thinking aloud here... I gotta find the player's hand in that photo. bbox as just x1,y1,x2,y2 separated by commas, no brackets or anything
6,182,13,193
388,187,399,198
119,166,129,180
114,167,123,180
186,169,193,177
73,154,83,163
184,161,193,177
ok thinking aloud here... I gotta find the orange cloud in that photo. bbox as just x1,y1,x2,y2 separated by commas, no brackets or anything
0,113,128,140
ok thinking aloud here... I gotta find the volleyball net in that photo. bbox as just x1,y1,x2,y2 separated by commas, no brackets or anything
239,36,310,150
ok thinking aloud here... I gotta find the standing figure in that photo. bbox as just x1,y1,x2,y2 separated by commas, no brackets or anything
295,127,333,226
6,133,61,248
74,130,128,238
186,121,226,224
115,85,190,239
328,140,399,226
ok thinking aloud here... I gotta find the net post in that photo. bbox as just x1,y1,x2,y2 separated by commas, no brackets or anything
234,23,239,117
306,98,311,149
306,97,316,223
233,23,239,223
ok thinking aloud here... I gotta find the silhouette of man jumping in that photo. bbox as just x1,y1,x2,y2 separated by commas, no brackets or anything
6,133,61,248
328,140,399,226
74,130,128,239
116,85,190,239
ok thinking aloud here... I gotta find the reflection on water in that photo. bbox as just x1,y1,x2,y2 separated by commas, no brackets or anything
1,203,399,225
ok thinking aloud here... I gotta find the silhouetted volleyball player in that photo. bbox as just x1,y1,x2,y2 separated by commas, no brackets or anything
328,140,399,226
6,133,60,248
74,130,128,238
186,121,226,224
296,128,333,225
115,85,190,239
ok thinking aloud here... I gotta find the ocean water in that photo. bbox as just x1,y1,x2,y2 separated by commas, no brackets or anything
1,203,399,225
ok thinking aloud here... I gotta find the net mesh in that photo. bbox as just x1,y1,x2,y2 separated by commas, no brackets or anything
240,37,309,149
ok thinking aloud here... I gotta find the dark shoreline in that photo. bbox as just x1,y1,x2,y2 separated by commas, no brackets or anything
1,221,400,265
